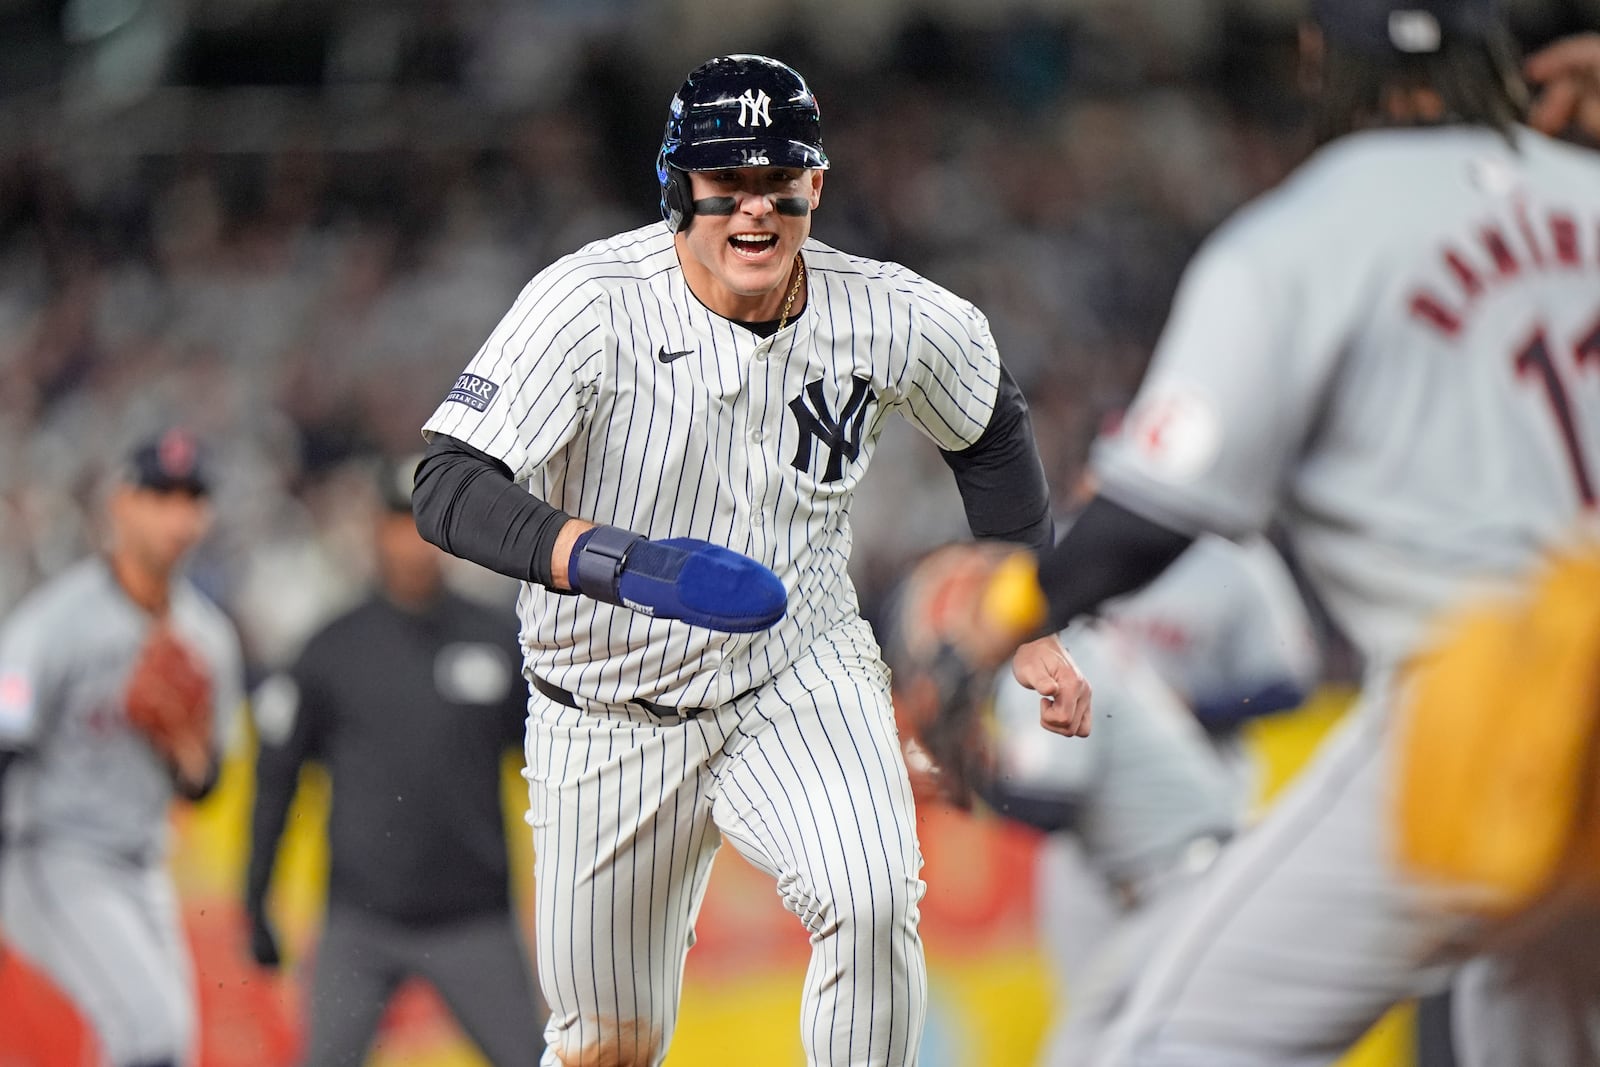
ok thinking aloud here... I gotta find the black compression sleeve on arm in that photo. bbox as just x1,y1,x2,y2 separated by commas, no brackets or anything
412,434,571,587
939,365,1055,551
1036,494,1195,633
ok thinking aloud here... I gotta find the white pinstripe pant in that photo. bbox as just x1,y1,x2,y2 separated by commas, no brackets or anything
525,621,927,1067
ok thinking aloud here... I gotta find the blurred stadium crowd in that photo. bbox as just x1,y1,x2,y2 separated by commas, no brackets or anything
0,0,1590,673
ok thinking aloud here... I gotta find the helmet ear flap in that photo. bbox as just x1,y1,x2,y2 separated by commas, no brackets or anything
661,163,695,234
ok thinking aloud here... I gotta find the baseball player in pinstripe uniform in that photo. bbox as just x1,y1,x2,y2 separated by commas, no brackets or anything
0,430,245,1067
903,2,1600,1063
411,54,1090,1067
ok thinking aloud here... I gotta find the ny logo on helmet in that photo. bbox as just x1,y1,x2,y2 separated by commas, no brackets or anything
737,89,772,128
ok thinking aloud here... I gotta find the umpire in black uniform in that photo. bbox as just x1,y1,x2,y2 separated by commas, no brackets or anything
245,455,545,1065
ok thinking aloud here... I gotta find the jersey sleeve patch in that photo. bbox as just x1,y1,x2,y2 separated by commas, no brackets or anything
444,373,502,413
0,669,35,740
1122,379,1223,484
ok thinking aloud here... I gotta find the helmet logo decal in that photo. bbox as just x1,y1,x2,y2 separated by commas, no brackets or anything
737,89,772,128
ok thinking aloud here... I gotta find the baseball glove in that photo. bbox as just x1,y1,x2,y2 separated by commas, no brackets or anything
1394,540,1600,917
125,626,214,787
883,542,1048,809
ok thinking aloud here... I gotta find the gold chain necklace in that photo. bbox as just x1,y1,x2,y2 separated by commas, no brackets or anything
777,256,806,332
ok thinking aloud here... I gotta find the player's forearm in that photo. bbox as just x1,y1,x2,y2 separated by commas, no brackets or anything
415,436,785,629
172,746,220,801
1035,495,1194,634
939,365,1054,551
244,763,299,912
413,434,574,588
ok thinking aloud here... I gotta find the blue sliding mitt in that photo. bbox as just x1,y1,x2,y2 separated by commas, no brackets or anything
569,526,788,632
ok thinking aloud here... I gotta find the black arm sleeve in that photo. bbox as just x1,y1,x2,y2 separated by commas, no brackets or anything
938,365,1055,551
1037,494,1196,633
412,434,572,587
245,668,320,917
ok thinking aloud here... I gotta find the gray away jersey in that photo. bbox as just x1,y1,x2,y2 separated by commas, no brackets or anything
0,558,244,859
424,224,1002,706
1094,127,1600,664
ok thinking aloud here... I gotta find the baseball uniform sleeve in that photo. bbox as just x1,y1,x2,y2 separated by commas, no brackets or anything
938,363,1055,548
0,600,59,752
895,289,1003,452
422,268,610,480
245,654,327,914
1090,209,1347,539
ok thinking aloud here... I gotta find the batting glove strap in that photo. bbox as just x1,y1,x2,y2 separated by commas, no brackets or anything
570,526,788,633
571,525,644,604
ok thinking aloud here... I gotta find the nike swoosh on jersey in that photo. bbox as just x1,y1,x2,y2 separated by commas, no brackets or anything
658,347,694,364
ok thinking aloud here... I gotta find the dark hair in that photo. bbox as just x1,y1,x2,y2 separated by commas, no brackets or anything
1313,27,1529,145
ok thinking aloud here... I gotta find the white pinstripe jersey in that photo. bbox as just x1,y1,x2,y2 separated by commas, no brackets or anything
424,223,1003,707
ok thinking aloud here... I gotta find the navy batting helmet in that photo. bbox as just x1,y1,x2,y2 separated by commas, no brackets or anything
657,54,830,233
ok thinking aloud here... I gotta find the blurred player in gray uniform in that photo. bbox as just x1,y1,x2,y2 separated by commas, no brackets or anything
982,620,1238,1067
917,1,1600,1063
410,54,1088,1067
976,529,1318,1066
245,456,545,1066
1106,532,1321,804
0,429,244,1067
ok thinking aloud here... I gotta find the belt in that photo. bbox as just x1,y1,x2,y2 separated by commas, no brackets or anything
530,674,714,720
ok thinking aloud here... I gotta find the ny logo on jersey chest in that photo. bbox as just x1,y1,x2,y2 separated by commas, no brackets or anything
789,374,875,483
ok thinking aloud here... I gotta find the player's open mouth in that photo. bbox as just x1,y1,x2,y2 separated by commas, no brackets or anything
729,233,779,258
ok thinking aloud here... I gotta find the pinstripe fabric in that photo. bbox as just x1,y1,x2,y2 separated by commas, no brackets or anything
427,221,1003,1065
525,618,924,1067
422,224,1000,709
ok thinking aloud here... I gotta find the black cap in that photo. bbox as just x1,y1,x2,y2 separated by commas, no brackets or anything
124,428,210,496
377,453,422,512
1312,0,1501,56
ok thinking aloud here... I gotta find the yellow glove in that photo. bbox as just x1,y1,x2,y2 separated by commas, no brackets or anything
1395,542,1600,916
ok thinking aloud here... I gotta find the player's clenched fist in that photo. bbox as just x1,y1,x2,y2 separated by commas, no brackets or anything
1012,636,1092,739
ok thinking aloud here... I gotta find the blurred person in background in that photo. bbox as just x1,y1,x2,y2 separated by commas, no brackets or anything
896,516,1317,1066
898,610,1240,1067
902,3,1600,1063
245,455,545,1066
0,428,244,1067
